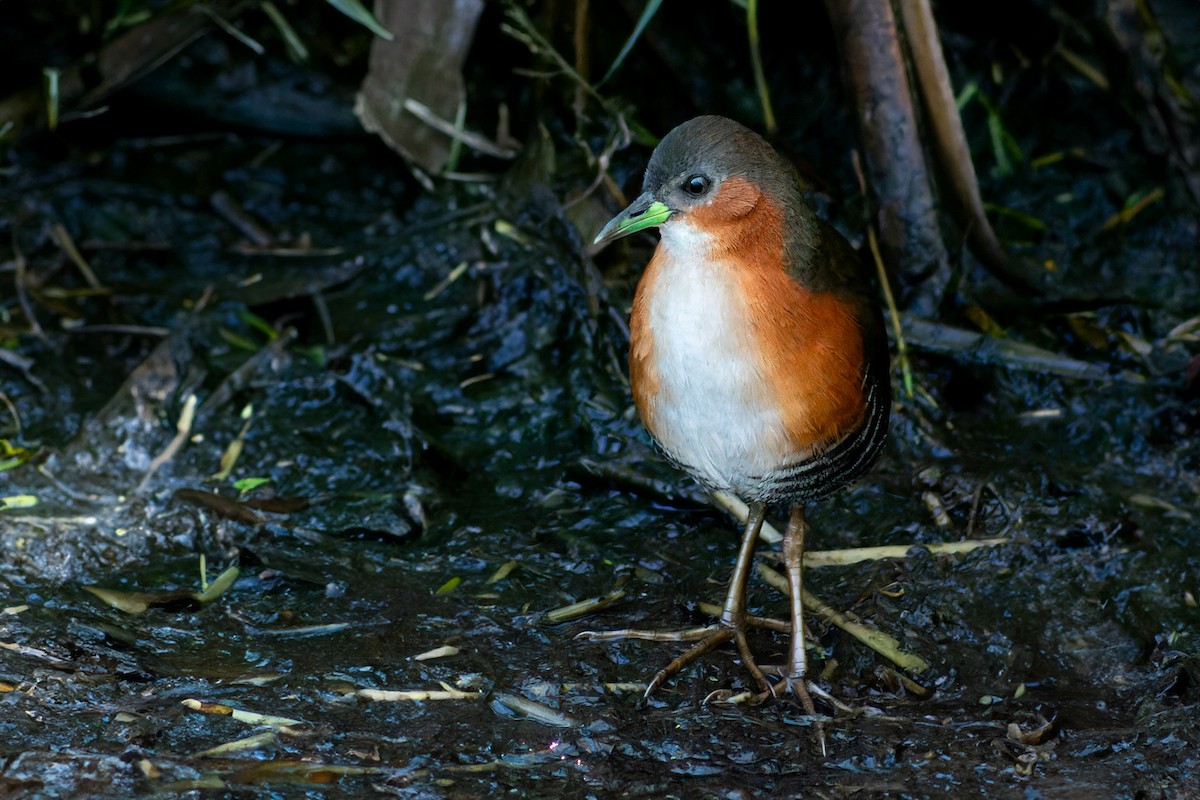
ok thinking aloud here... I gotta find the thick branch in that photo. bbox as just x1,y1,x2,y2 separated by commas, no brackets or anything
823,0,951,314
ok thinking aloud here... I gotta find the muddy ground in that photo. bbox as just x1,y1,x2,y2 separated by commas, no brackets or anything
2,4,1200,799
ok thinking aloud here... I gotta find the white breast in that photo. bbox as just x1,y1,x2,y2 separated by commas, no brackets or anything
645,222,794,495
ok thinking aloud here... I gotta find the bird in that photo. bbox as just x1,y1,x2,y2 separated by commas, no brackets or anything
588,115,891,709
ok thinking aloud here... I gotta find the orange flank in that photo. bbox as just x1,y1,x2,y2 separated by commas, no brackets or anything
628,247,662,430
693,176,866,454
743,264,866,455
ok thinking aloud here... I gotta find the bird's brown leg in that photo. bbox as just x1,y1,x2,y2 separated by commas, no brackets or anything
640,501,772,697
722,501,774,693
783,504,810,682
580,501,774,697
757,504,817,715
720,501,764,624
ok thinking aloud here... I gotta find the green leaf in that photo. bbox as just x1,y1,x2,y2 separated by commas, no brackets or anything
298,345,327,367
218,328,261,352
983,202,1048,232
235,477,272,494
324,0,394,40
84,586,151,614
435,576,461,595
596,0,664,88
955,80,979,111
1,495,38,510
236,309,279,341
261,1,310,63
196,566,240,604
43,68,60,131
84,565,240,614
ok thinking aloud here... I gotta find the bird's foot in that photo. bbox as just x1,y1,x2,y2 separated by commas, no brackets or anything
751,672,817,716
576,619,774,699
749,666,865,718
575,624,723,644
641,626,740,698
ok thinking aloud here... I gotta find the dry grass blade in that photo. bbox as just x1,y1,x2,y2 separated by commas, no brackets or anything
755,563,930,674
804,538,1009,568
492,693,578,727
194,731,279,758
544,584,628,623
356,686,482,701
181,698,303,728
485,560,519,584
411,645,460,661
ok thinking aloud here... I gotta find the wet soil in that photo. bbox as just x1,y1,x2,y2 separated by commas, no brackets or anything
3,18,1200,800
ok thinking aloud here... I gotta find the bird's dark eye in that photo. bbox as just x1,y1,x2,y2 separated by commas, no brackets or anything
683,175,710,197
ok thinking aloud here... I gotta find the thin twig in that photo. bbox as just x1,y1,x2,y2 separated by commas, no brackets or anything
403,98,517,159
747,0,776,135
852,149,913,399
11,235,45,342
501,6,618,116
135,392,197,495
50,223,102,289
65,324,170,336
